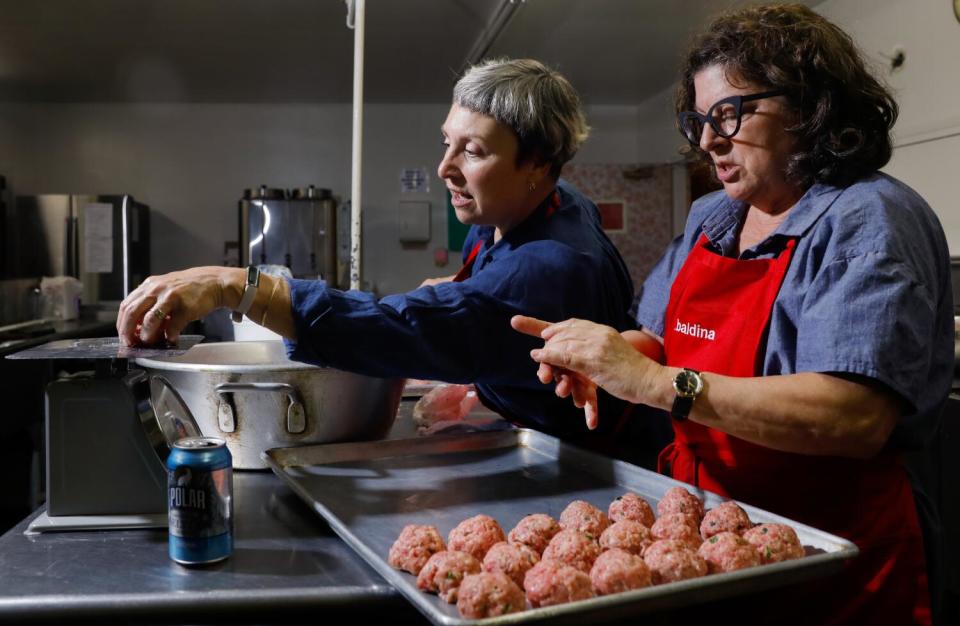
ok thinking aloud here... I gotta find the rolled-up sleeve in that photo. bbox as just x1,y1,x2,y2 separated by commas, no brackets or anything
795,252,936,412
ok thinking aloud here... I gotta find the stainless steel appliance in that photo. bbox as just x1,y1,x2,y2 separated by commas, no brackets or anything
7,336,204,533
239,185,339,284
6,337,403,530
4,194,150,306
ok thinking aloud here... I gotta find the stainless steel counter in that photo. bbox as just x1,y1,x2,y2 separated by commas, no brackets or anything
0,471,421,624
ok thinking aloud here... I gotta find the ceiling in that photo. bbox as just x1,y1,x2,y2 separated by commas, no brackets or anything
0,0,823,105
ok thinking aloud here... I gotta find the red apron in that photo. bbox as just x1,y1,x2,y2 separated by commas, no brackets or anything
660,234,930,625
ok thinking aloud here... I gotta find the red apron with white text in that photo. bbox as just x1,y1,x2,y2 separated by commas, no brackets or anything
660,234,929,625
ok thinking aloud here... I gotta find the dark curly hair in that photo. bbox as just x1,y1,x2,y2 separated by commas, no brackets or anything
677,3,898,189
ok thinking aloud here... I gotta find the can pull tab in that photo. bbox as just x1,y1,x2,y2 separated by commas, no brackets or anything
215,382,307,435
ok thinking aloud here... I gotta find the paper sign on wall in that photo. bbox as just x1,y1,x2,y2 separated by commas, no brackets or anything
83,202,114,273
400,167,429,193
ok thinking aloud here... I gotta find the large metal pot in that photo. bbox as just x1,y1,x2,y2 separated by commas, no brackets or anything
135,341,404,469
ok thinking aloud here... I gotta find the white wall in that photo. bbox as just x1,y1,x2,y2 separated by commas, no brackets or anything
0,101,644,294
807,0,960,252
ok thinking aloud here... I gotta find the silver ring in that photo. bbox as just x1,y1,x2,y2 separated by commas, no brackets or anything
152,307,165,321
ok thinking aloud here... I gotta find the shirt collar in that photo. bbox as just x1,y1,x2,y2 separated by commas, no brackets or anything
701,183,843,249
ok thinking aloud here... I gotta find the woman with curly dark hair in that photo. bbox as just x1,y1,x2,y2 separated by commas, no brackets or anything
514,4,949,624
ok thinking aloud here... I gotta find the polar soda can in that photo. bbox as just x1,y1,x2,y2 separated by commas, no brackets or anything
167,436,233,565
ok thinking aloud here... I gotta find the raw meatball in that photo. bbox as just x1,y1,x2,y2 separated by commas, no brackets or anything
416,550,481,603
456,572,526,618
657,486,705,522
508,513,561,555
700,500,753,540
643,539,708,584
743,523,805,564
542,529,602,573
559,500,610,539
599,520,653,556
524,560,595,607
388,524,446,575
590,548,652,596
698,531,762,573
448,514,506,561
651,512,702,550
608,492,656,527
482,541,540,589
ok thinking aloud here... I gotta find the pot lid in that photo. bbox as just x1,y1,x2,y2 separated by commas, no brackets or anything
132,372,202,462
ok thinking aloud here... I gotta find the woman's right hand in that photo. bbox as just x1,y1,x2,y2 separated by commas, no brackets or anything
117,266,243,346
511,316,665,429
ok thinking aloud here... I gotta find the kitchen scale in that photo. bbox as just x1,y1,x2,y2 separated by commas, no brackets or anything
6,336,204,534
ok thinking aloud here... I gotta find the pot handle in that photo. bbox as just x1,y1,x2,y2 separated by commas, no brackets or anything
215,382,308,434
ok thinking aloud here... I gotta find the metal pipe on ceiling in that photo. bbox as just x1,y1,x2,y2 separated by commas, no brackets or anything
461,0,527,71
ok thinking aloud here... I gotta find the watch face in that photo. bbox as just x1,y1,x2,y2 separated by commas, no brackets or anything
246,265,261,285
675,370,700,396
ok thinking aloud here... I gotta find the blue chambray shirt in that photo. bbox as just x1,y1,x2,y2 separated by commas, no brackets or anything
284,180,636,441
634,173,953,449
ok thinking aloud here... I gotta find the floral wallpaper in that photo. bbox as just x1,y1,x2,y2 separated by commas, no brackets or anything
563,163,675,288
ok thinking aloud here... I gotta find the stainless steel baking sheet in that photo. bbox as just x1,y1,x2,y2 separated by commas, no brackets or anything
263,429,858,625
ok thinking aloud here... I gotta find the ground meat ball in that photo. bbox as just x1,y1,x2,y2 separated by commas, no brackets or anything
700,501,754,540
456,572,526,618
559,500,610,539
447,514,506,561
482,542,540,589
657,486,705,522
524,560,595,607
643,539,708,584
651,512,702,550
608,492,656,527
599,520,653,555
542,529,602,573
388,524,446,575
698,531,762,573
416,551,482,603
590,548,653,596
508,513,561,555
743,523,806,564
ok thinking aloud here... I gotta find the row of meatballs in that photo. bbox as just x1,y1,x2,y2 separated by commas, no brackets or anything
387,487,806,619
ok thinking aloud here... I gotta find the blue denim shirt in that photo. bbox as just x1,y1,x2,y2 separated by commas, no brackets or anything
285,179,636,441
634,173,953,449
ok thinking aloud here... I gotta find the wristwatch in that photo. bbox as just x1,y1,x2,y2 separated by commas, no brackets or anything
671,368,704,421
232,265,261,323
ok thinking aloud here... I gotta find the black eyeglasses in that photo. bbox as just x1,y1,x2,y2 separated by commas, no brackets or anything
677,90,785,146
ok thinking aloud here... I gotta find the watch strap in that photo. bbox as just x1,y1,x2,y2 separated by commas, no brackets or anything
232,266,261,323
671,394,694,422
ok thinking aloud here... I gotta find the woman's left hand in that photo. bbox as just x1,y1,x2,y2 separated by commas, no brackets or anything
511,315,664,428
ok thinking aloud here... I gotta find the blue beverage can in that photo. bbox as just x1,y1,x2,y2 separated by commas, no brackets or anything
166,436,233,565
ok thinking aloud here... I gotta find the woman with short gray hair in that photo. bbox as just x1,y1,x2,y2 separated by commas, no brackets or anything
452,57,589,180
118,58,638,452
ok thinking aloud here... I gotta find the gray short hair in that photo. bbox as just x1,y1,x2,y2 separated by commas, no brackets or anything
453,58,589,179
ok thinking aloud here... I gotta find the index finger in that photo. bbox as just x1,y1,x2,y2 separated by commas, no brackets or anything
510,315,552,338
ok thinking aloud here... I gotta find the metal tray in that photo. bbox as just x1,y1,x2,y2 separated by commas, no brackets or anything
263,429,858,625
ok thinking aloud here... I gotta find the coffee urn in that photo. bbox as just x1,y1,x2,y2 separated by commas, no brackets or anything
239,185,338,285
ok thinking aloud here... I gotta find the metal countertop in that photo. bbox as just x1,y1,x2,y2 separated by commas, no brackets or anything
0,471,418,624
